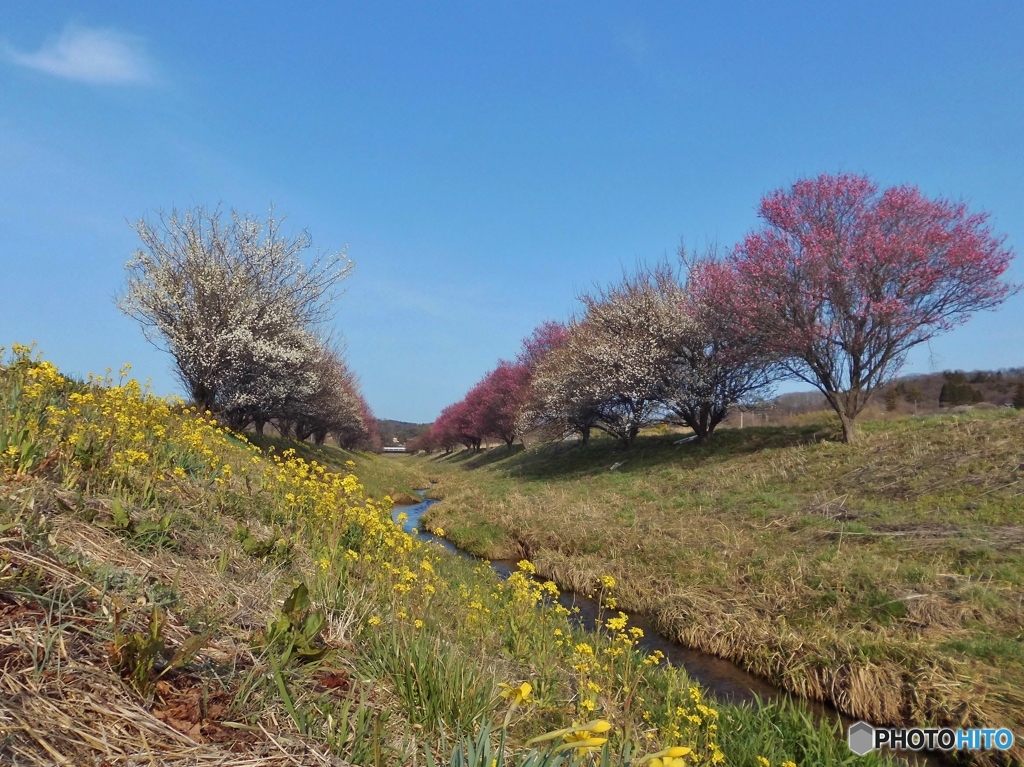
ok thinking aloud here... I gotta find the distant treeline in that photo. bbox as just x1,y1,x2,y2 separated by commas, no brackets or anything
758,369,1024,422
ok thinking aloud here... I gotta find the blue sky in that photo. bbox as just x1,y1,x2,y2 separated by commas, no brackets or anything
2,2,1022,422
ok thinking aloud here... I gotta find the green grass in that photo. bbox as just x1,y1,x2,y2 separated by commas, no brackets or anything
418,409,1024,749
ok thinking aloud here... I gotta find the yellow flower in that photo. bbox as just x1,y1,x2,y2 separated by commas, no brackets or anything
647,752,692,767
559,732,606,756
367,616,381,626
414,619,424,629
555,722,612,756
600,574,616,589
498,681,533,705
605,612,628,632
527,720,611,748
781,762,798,767
432,527,445,536
757,758,770,767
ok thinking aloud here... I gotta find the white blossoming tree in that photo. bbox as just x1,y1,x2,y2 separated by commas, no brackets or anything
287,344,366,445
118,206,354,432
532,272,692,447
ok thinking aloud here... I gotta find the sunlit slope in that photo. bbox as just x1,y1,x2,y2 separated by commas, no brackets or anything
0,346,896,766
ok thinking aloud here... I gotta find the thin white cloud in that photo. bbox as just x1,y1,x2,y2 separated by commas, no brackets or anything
5,25,153,85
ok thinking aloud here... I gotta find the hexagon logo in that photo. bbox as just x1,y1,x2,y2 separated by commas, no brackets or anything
848,721,875,756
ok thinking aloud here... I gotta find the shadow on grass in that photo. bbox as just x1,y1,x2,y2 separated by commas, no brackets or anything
243,432,364,470
430,422,840,482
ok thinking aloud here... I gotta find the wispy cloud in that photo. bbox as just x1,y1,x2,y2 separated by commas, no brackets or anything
4,25,154,85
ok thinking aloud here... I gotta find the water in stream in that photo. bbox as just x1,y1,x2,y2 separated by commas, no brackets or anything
393,494,939,766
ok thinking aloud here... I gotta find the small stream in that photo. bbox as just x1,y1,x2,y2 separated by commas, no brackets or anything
393,494,940,766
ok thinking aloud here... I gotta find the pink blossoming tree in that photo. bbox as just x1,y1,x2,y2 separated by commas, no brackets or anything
718,174,1015,443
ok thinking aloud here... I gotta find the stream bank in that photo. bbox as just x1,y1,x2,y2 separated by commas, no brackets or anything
393,494,940,767
393,493,942,761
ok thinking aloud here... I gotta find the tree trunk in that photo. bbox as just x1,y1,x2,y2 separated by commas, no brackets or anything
838,412,857,443
623,424,639,448
692,408,710,444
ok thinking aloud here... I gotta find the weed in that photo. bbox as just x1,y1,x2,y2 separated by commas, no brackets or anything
109,606,207,697
259,583,328,666
234,522,292,563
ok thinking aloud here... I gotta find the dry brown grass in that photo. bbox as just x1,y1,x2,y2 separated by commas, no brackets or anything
0,479,358,766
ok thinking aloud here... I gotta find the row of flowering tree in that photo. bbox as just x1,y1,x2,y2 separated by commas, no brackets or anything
427,174,1015,447
119,206,381,450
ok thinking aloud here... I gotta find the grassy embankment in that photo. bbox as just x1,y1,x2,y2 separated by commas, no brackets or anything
0,344,892,767
420,411,1024,764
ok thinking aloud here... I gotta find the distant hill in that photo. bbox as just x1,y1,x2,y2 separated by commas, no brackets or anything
376,418,431,446
730,367,1024,426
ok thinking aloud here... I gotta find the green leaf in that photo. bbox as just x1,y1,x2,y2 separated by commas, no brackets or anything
111,499,132,531
164,631,209,673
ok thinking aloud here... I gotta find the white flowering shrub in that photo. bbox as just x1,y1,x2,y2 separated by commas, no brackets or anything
654,260,779,443
118,206,366,443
